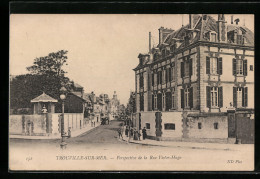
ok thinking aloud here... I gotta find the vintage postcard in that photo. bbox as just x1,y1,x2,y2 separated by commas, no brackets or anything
9,14,254,171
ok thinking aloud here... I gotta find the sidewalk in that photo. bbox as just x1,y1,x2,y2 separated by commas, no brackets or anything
9,122,101,140
120,134,252,151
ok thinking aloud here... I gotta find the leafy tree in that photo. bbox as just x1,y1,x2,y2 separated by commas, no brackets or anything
26,50,68,77
10,50,73,112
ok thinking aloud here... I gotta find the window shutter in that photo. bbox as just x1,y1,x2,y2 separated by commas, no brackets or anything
160,71,162,84
218,86,223,107
169,68,172,82
189,87,193,108
152,94,154,110
243,87,248,107
181,89,184,109
157,72,159,85
181,62,184,78
171,67,174,81
206,86,211,108
158,93,162,111
233,87,237,107
218,57,223,75
233,58,237,75
243,60,248,76
206,56,210,74
152,74,154,86
165,69,168,83
189,58,193,76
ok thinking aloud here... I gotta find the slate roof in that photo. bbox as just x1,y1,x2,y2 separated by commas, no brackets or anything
31,92,58,103
134,14,254,71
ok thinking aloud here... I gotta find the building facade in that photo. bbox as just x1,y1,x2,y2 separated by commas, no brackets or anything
134,14,254,114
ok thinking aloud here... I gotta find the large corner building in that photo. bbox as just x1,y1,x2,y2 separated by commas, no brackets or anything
133,14,254,143
134,14,254,113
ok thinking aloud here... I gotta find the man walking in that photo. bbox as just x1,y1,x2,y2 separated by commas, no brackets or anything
142,127,147,140
118,127,123,139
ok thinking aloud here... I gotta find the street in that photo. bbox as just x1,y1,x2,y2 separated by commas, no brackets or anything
9,120,254,171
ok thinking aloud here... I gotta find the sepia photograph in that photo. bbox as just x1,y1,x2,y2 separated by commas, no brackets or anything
9,13,254,171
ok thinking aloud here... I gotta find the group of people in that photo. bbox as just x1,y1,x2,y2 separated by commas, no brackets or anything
118,124,147,142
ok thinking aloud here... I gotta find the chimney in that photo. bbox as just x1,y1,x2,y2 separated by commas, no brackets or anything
217,14,227,42
189,14,194,29
158,27,164,45
234,18,240,25
149,32,151,53
231,15,233,24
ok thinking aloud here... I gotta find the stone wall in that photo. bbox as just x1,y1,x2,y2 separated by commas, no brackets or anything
135,111,229,142
9,114,46,135
161,112,183,139
186,113,228,139
10,113,84,136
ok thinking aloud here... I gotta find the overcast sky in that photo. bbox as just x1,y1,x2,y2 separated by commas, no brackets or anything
10,14,254,105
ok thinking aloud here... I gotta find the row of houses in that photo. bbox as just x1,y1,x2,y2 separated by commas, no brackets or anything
132,14,254,144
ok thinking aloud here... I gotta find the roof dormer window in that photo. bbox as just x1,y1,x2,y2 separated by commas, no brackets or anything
210,32,217,42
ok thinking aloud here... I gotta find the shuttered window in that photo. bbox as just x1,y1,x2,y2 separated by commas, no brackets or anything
165,92,172,111
181,89,184,109
206,86,223,108
217,57,223,75
234,87,248,108
233,59,247,76
206,57,222,75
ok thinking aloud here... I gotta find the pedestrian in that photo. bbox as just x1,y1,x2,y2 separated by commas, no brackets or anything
138,129,142,141
142,127,147,140
130,127,134,138
125,125,129,137
118,128,123,139
94,121,95,127
128,127,132,143
133,128,138,140
91,121,93,127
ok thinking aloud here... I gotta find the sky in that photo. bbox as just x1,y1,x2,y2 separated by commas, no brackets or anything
10,14,254,105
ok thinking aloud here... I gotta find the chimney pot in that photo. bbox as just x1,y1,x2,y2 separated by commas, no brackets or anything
234,18,240,25
231,15,233,24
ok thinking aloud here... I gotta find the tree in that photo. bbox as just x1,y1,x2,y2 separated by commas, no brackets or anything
10,50,73,112
27,50,68,77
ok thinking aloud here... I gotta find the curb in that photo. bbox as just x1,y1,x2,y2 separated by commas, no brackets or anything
122,139,234,151
10,125,101,140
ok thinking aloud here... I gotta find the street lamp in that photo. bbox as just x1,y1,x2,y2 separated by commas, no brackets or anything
60,86,67,149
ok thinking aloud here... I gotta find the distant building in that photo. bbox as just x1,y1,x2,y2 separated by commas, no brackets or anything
109,91,120,118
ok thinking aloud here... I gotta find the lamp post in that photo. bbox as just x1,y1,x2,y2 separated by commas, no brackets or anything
60,86,67,149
